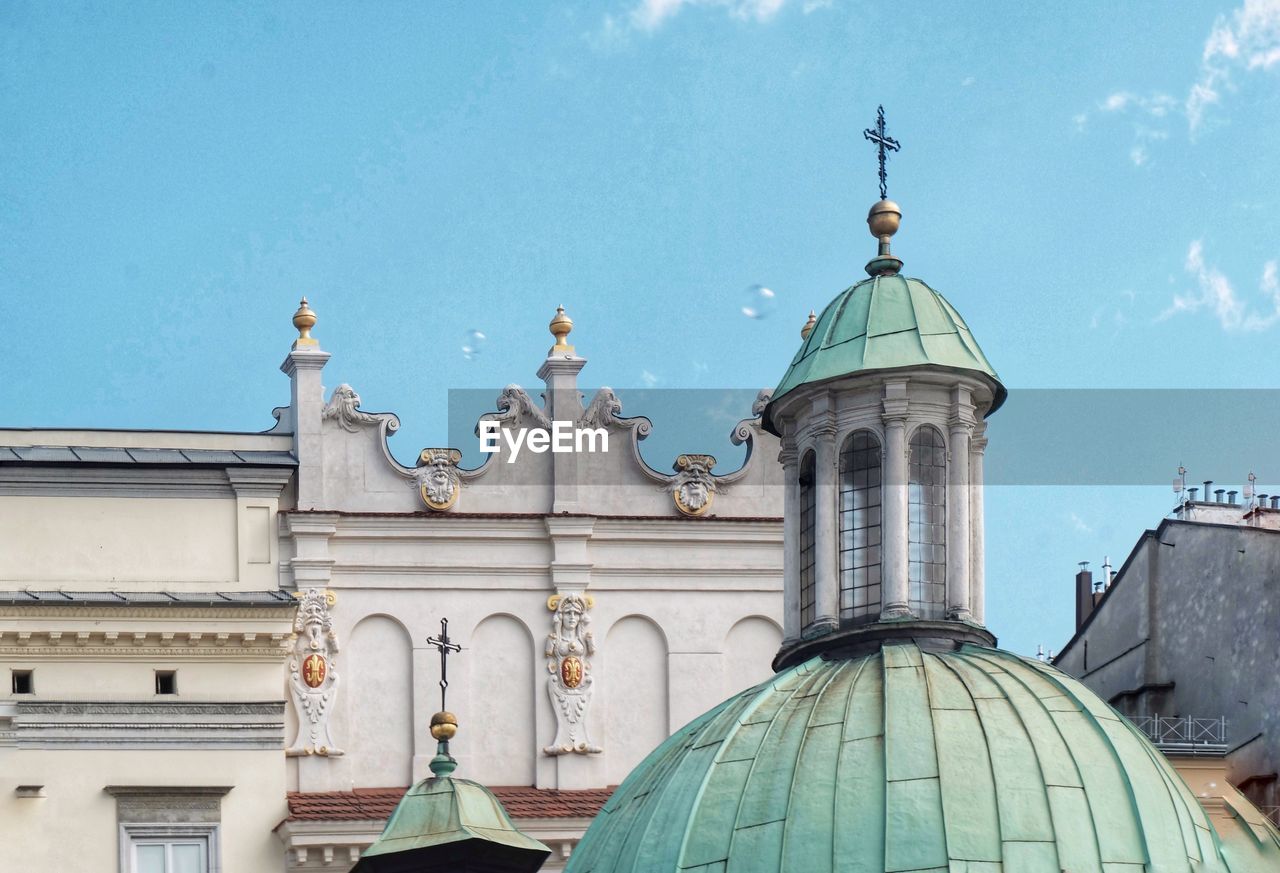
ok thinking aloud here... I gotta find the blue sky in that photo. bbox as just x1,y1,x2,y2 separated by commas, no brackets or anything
3,1,1279,655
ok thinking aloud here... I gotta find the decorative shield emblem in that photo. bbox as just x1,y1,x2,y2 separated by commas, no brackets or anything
560,656,583,689
303,653,327,688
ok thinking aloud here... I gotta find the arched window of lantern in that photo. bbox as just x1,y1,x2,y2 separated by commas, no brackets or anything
798,450,817,629
838,429,882,622
909,425,947,619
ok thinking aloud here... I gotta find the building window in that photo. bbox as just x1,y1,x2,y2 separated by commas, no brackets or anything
155,671,178,695
11,669,33,694
909,425,947,619
108,787,227,873
839,430,882,621
129,836,210,873
798,451,817,628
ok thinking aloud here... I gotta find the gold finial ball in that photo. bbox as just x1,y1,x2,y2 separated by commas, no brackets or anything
801,310,817,340
867,199,902,240
549,304,574,352
292,297,317,341
430,710,458,741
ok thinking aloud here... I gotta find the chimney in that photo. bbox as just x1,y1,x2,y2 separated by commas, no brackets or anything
1228,490,1238,505
1076,562,1096,631
1188,487,1199,501
1102,555,1113,589
1203,481,1213,503
1214,489,1225,503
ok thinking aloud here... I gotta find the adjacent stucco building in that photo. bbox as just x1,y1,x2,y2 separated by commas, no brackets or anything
1055,499,1280,822
0,302,785,872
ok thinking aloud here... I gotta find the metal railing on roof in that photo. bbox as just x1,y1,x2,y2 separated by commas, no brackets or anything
1129,715,1228,755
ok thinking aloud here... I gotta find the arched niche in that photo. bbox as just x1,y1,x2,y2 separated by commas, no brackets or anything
602,615,669,785
465,614,536,786
722,615,783,698
347,614,414,787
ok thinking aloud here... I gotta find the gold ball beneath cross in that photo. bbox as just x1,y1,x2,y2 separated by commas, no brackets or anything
430,710,458,740
867,199,901,239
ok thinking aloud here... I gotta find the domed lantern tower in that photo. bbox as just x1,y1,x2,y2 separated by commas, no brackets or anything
564,112,1280,873
763,192,1005,665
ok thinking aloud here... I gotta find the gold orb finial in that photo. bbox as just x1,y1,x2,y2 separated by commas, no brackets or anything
800,310,817,340
865,200,904,277
292,297,319,348
548,305,575,355
430,710,458,741
867,199,901,240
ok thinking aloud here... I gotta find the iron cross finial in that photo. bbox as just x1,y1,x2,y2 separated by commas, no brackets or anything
426,618,463,712
863,105,900,200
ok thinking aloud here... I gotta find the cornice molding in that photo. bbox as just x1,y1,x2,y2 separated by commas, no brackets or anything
0,605,295,620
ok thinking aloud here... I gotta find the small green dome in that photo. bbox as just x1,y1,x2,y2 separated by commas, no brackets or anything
568,643,1272,873
766,275,1005,432
353,772,549,872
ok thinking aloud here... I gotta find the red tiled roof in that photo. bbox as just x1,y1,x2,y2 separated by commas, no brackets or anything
284,785,614,823
490,785,614,819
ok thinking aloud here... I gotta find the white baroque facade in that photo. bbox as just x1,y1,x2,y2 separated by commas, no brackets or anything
0,302,784,872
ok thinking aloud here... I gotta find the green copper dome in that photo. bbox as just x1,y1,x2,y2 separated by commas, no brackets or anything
766,275,1006,432
353,770,550,872
567,643,1276,873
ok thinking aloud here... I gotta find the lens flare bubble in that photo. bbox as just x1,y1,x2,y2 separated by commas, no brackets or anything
741,285,777,319
461,329,487,360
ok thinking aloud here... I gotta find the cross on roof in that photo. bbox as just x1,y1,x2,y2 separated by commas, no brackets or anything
426,618,463,712
863,105,900,200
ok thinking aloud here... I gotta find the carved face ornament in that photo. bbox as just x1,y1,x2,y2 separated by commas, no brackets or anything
417,448,462,511
681,477,709,510
424,462,455,505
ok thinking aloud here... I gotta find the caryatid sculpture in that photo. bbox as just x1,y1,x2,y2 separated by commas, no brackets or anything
286,588,343,757
543,592,603,756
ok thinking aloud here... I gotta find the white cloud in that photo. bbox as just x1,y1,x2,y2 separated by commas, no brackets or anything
1160,240,1280,331
1089,289,1135,336
1078,1,1280,156
617,0,799,34
1077,91,1176,164
640,370,660,387
1068,512,1094,534
1188,0,1280,132
1101,91,1177,117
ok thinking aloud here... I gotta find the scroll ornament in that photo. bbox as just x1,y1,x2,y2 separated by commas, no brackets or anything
286,588,343,757
322,384,387,432
543,592,603,756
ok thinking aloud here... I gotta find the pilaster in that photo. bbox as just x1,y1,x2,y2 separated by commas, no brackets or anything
969,422,988,625
227,468,293,588
541,516,604,790
779,441,801,642
946,387,975,621
880,380,910,620
283,514,338,587
811,398,838,633
281,348,331,511
538,355,587,515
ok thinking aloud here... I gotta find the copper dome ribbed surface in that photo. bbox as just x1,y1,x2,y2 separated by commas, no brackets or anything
767,275,1005,431
566,643,1280,873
